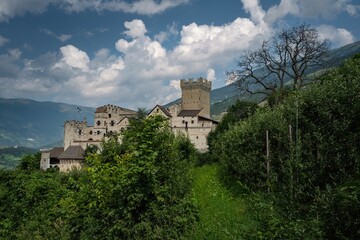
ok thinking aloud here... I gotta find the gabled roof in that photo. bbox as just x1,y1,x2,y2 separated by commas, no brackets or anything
49,147,64,158
148,104,172,118
58,146,85,160
177,109,201,117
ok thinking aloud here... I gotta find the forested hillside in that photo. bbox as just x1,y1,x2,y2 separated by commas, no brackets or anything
0,99,94,148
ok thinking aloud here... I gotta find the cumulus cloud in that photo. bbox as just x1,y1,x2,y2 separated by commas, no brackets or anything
54,45,90,72
317,24,355,48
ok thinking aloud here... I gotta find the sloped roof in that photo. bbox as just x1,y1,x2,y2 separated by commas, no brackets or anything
58,146,85,160
177,109,201,117
95,106,107,113
148,105,172,117
198,115,219,124
49,147,64,158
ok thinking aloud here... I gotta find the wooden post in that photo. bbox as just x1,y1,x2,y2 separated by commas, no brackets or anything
289,124,292,143
266,130,270,192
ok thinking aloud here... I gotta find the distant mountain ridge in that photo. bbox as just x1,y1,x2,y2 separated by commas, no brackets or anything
1,41,360,148
0,98,95,148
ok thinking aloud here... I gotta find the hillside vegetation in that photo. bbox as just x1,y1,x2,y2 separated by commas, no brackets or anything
0,98,94,148
0,54,360,239
208,53,360,239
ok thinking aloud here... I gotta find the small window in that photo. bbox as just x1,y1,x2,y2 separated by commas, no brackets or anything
89,130,93,135
108,114,111,118
182,120,185,124
156,108,159,113
78,129,82,135
110,120,115,126
196,136,199,139
191,120,194,124
97,130,100,135
96,120,101,126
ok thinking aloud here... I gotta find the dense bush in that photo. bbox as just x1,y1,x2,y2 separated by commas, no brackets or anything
0,115,197,239
63,115,198,239
210,53,360,238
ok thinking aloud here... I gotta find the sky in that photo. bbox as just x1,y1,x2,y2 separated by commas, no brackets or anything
0,0,359,109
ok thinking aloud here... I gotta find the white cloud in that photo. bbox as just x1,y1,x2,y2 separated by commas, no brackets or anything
0,35,9,47
206,69,216,81
265,0,360,23
0,15,271,108
241,0,266,25
317,24,355,48
54,45,90,72
124,19,147,38
0,0,55,22
0,0,189,22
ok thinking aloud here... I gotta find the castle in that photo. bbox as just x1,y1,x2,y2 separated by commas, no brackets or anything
40,78,218,171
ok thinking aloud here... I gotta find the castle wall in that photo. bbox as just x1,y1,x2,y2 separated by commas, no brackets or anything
59,159,83,172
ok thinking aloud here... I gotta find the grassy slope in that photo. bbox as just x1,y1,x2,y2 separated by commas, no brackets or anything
190,164,253,239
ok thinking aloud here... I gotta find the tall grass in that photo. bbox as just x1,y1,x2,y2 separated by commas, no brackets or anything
189,164,254,239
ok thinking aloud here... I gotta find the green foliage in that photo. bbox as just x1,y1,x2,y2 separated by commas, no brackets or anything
0,169,72,239
207,100,257,163
64,115,198,239
209,54,360,238
0,116,198,239
17,152,41,171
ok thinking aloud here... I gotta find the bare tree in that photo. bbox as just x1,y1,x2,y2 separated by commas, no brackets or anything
228,24,330,104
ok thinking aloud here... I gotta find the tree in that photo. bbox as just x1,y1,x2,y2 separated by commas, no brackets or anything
228,24,330,104
17,152,41,171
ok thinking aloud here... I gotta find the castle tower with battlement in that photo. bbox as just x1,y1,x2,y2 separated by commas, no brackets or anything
180,77,211,118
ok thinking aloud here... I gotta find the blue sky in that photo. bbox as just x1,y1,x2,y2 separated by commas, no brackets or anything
0,0,359,109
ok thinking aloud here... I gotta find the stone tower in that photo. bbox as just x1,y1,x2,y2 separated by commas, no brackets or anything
63,120,87,150
180,77,211,118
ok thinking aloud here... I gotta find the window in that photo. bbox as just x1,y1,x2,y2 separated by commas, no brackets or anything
110,120,115,126
182,120,185,124
97,130,100,135
96,120,101,126
191,120,194,124
89,130,93,135
78,129,82,135
108,113,112,118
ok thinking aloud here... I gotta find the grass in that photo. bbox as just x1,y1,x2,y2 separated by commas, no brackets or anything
189,163,254,239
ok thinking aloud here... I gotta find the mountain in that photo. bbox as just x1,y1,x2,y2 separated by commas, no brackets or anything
0,146,38,169
166,41,360,116
0,98,95,149
1,41,359,149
